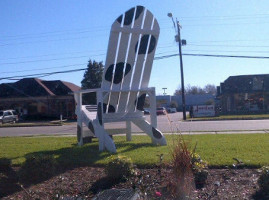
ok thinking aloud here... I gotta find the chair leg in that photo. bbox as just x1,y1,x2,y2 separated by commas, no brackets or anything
92,120,117,153
132,119,167,146
77,124,83,146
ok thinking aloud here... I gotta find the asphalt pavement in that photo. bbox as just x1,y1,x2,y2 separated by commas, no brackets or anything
1,112,269,137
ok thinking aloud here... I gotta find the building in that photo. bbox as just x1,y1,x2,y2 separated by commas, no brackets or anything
217,74,269,114
156,94,215,110
0,78,80,119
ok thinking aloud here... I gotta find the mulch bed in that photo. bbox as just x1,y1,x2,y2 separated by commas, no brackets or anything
0,166,267,200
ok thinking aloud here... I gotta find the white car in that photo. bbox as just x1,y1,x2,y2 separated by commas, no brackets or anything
0,110,19,124
167,108,177,113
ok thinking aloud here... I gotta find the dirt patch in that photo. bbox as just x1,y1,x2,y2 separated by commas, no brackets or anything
0,166,265,199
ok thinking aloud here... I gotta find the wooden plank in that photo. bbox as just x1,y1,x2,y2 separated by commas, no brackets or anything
140,18,160,88
102,6,146,114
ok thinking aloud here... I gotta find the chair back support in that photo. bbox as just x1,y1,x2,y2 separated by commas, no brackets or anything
101,6,160,115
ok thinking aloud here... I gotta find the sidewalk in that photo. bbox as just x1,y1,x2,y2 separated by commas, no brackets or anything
0,120,75,128
166,130,269,135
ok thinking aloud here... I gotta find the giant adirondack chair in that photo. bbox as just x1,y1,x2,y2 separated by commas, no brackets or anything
74,5,167,153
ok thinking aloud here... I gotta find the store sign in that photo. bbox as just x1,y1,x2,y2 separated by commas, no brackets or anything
193,105,215,117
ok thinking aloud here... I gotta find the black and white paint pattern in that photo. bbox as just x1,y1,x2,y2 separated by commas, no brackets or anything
105,62,131,84
135,93,146,111
135,35,156,55
117,6,144,26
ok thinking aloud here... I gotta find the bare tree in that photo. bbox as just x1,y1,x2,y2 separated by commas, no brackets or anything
174,84,216,96
204,84,216,95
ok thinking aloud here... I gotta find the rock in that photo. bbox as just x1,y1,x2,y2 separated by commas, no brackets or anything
93,188,140,200
214,181,221,187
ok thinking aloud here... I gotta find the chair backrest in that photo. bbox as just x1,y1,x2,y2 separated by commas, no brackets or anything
101,5,159,115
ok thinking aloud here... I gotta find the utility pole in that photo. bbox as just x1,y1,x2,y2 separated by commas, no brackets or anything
168,13,187,120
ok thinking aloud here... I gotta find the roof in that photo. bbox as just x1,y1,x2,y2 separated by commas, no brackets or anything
220,74,269,94
0,78,80,98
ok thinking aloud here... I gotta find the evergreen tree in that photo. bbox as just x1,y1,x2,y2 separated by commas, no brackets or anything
81,60,104,89
81,60,104,104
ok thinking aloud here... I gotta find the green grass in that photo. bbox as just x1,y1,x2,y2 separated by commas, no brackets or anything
188,114,269,121
0,134,268,168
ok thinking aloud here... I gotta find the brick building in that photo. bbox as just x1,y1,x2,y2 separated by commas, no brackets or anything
217,74,269,114
0,78,80,118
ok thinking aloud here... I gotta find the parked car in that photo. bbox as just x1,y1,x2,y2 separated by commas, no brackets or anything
156,107,166,115
167,107,177,113
0,110,19,124
143,109,150,115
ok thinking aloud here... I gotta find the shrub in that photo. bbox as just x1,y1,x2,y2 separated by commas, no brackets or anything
169,136,194,198
169,137,209,197
19,154,57,183
191,153,208,188
105,155,134,181
0,158,11,172
258,166,269,194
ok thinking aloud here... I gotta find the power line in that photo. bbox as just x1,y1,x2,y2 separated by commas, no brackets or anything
184,49,269,53
1,21,269,46
4,42,269,65
0,45,176,65
0,44,174,61
3,48,269,73
0,50,106,61
0,54,105,65
1,53,269,81
183,53,269,59
178,13,269,19
0,35,108,47
190,39,269,43
0,68,87,81
1,63,87,74
154,53,269,60
188,43,269,48
2,14,268,39
2,13,269,40
1,27,109,39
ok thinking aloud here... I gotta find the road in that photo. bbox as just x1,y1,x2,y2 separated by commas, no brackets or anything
1,113,269,137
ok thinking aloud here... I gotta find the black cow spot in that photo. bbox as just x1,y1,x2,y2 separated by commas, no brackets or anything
103,103,116,113
135,35,156,55
135,93,146,111
105,62,131,84
88,121,95,135
77,125,81,142
117,6,144,25
97,102,103,125
152,127,162,139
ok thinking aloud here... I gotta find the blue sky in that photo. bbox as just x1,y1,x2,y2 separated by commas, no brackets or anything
1,0,269,95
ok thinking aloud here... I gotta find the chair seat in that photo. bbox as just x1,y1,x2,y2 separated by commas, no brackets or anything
82,105,144,123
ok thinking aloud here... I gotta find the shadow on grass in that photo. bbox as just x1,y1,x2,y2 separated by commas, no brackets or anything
25,139,156,168
0,158,21,198
1,139,157,198
117,141,157,153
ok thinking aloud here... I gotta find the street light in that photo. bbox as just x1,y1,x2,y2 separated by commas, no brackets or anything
168,13,187,120
162,88,167,95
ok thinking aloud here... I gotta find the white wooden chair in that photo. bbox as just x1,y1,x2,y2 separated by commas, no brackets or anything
74,5,167,153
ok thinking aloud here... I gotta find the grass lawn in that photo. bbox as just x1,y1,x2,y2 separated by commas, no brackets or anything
0,134,268,168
